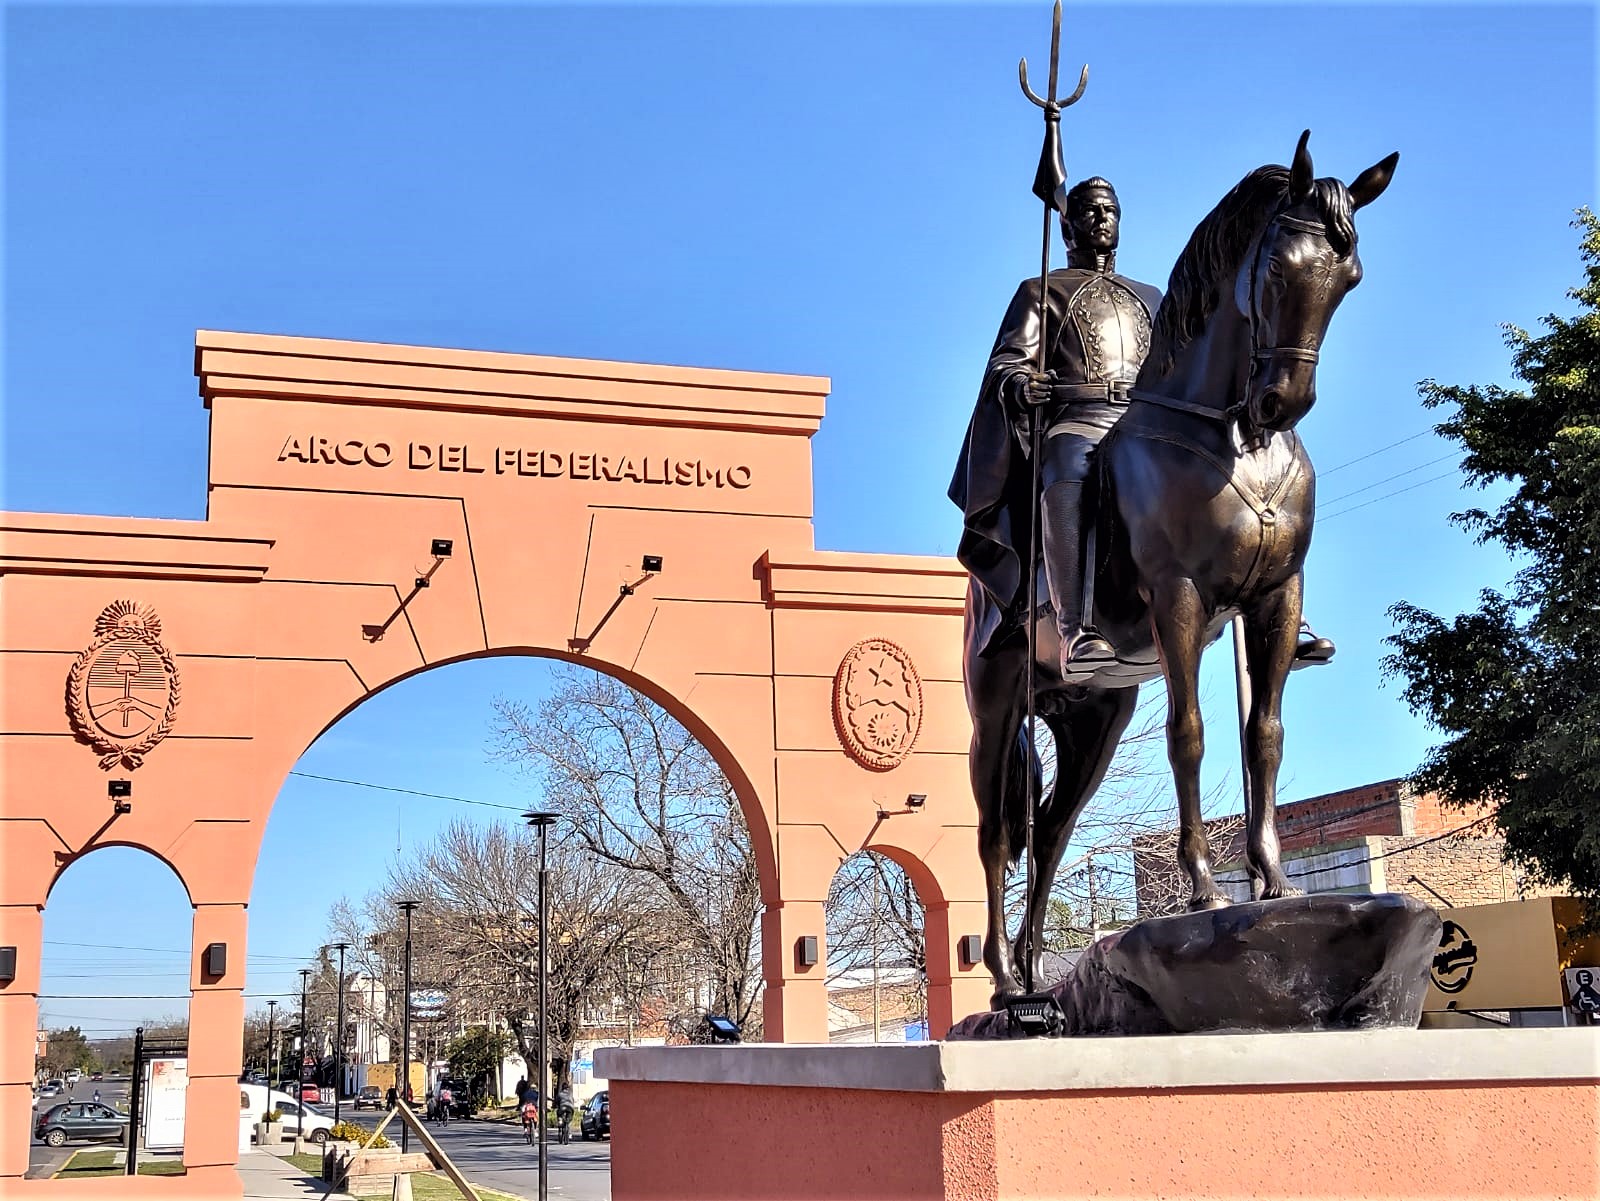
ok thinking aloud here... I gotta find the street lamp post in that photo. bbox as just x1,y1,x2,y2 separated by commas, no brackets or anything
523,810,559,1201
299,968,311,1085
266,999,278,1085
397,900,420,1153
329,942,351,1123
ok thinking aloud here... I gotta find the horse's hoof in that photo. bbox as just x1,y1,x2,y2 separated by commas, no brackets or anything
1188,893,1231,911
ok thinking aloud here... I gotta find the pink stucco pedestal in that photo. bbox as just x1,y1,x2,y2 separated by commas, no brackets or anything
596,1028,1600,1200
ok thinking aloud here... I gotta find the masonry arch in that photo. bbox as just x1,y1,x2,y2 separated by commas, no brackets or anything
271,646,778,905
34,846,201,1176
0,330,993,1194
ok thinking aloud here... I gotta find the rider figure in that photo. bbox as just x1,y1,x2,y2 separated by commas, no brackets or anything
954,176,1159,674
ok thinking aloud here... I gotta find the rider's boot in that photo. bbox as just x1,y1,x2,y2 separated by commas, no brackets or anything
1293,619,1336,667
1041,480,1115,673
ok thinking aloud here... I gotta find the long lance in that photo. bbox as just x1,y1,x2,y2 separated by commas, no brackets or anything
1017,0,1087,995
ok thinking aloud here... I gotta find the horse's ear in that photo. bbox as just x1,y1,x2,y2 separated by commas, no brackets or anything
1289,130,1314,201
1349,151,1400,210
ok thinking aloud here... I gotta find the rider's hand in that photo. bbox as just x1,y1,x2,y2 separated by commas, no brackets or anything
1022,371,1056,408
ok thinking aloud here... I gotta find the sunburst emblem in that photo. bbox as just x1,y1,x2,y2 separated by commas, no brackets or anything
831,638,923,771
66,600,181,769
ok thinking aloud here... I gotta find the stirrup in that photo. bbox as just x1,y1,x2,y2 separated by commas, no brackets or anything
1061,626,1116,671
1292,621,1335,668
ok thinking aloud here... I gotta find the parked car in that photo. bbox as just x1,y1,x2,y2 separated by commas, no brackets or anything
579,1091,610,1141
39,1081,64,1098
353,1086,384,1110
35,1102,129,1148
239,1085,335,1145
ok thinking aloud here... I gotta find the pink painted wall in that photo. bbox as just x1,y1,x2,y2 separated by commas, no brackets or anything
611,1078,1600,1200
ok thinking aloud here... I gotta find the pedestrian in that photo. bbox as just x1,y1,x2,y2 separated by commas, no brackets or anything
555,1082,574,1146
437,1082,452,1126
514,1076,528,1106
385,1084,398,1110
425,1087,434,1122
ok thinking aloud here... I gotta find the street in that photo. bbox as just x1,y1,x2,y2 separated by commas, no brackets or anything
344,1109,612,1201
25,1076,133,1179
26,1080,612,1199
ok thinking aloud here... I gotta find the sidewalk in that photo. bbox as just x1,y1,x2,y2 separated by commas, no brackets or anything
238,1146,354,1201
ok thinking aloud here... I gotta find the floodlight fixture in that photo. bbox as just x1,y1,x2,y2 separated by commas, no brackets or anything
958,934,983,969
906,793,927,809
431,539,454,558
641,554,663,573
706,1015,741,1043
795,935,819,968
1004,993,1065,1038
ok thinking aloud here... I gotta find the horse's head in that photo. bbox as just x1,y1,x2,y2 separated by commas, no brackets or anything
1238,131,1398,433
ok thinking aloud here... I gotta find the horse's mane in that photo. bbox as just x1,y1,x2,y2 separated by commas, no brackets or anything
1148,165,1356,377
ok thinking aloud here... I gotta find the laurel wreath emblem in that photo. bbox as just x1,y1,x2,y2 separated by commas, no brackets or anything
65,601,182,770
831,637,923,772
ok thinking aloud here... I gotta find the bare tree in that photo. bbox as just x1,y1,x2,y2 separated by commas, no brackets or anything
378,818,658,1088
491,668,763,1036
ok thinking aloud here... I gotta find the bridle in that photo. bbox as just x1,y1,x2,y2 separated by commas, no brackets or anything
1130,206,1334,442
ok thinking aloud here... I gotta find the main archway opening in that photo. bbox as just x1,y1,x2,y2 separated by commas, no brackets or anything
249,651,768,1136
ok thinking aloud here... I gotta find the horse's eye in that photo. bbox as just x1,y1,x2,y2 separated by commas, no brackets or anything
1267,258,1284,278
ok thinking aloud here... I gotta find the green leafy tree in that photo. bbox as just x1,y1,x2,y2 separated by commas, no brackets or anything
42,1026,95,1076
1385,209,1600,902
443,1026,511,1102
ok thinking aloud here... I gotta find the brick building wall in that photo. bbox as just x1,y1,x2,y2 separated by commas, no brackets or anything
1133,779,1557,915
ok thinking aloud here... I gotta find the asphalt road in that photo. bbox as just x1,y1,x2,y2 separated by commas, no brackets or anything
25,1082,613,1199
25,1076,133,1179
343,1109,612,1201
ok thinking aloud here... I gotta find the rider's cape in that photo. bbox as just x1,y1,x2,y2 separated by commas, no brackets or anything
949,269,1161,655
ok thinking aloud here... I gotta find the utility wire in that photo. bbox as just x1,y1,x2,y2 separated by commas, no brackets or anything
1319,452,1458,507
287,770,524,813
1320,428,1434,477
1321,469,1462,522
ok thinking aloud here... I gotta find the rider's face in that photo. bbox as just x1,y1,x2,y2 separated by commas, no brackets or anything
1069,191,1120,253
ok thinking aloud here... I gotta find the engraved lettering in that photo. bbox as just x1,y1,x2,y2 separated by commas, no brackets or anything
439,445,465,472
313,436,336,464
365,442,393,467
278,435,309,463
336,440,364,466
727,464,752,489
410,442,435,469
571,453,593,480
542,451,564,477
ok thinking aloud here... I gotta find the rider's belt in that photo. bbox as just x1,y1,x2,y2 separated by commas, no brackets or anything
1051,381,1133,404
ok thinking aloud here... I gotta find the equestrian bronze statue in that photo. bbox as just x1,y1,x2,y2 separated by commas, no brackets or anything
951,131,1397,1001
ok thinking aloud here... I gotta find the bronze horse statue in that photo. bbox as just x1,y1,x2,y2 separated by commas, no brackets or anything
965,133,1398,1000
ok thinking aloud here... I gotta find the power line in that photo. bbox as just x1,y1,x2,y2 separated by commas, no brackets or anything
287,770,525,813
1319,451,1458,507
1320,429,1434,477
1321,469,1462,522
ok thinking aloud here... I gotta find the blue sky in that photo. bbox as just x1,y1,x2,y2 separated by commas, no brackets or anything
8,1,1594,1035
